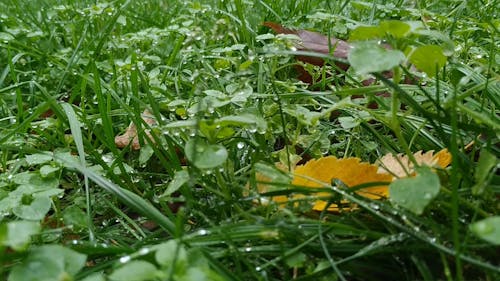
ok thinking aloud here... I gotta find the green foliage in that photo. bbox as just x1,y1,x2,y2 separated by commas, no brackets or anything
389,167,441,215
160,170,190,198
0,0,498,280
472,149,498,195
109,261,158,281
469,217,500,246
0,221,40,251
8,245,86,281
408,45,447,78
0,171,63,220
348,19,450,77
105,240,224,281
185,139,228,169
348,41,406,74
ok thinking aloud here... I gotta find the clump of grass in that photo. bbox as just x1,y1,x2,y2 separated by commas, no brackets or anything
0,0,498,280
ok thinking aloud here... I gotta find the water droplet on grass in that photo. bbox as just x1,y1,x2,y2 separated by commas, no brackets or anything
197,229,209,236
119,255,131,263
139,248,150,255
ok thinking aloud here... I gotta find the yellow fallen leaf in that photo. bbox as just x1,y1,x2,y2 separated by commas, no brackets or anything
433,148,452,168
291,157,393,211
377,148,451,178
115,109,157,150
254,164,290,205
254,149,451,212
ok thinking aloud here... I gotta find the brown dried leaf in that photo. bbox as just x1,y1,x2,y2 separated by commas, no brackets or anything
263,22,352,84
114,109,157,150
263,22,399,87
263,22,351,60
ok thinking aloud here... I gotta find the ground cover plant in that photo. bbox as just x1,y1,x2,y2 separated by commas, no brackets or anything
0,0,498,280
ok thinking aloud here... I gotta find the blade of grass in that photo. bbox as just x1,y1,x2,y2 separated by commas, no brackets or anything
56,156,176,236
449,86,463,280
61,102,95,242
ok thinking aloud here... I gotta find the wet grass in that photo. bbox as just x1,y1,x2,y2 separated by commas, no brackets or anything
0,0,498,280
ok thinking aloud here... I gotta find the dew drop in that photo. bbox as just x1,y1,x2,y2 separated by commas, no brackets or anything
237,142,245,149
102,154,113,163
119,255,131,263
139,248,150,255
197,229,209,236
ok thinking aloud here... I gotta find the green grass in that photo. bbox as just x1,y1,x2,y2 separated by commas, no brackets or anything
0,0,498,280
